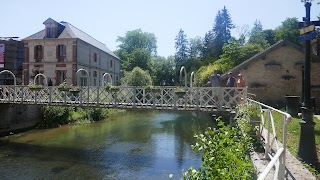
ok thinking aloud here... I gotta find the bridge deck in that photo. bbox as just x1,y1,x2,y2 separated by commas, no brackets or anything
0,86,247,112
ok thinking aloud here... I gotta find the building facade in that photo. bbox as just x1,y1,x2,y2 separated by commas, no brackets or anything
221,40,320,109
23,18,121,86
0,39,24,85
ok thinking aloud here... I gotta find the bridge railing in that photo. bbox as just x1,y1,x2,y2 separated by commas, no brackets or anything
0,86,247,111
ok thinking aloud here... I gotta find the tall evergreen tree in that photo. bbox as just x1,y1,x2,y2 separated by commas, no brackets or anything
174,29,189,84
212,6,234,58
248,20,269,49
174,29,189,66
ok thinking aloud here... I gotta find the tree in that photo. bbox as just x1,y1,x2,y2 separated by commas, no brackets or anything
189,36,203,59
248,20,269,49
220,37,263,67
121,48,151,71
115,29,157,72
212,6,234,57
262,29,276,45
121,67,152,86
174,29,189,66
150,56,175,86
274,17,300,45
174,29,189,82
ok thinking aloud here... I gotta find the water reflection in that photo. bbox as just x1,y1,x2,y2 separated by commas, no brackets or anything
0,110,214,179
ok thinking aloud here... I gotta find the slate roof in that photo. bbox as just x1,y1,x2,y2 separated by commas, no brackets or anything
23,19,119,59
220,40,305,80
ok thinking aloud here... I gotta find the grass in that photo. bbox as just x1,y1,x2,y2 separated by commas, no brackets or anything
267,111,320,177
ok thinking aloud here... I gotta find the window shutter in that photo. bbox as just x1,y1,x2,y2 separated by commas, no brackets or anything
64,45,66,58
56,45,59,60
55,70,59,85
41,46,44,61
34,46,37,60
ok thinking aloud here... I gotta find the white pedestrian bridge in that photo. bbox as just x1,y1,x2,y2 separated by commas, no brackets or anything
0,86,247,111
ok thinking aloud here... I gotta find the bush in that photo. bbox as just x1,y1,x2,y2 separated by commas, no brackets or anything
40,106,114,127
183,117,255,179
40,106,73,128
121,66,153,86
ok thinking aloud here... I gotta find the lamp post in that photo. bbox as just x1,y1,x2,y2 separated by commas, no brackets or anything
298,0,318,165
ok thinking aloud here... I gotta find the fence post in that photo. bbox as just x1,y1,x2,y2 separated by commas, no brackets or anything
96,87,100,107
265,109,271,159
133,87,136,108
49,87,52,105
196,87,200,111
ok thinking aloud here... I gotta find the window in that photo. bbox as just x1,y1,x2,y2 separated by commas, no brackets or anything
94,79,97,86
80,77,87,86
116,76,119,85
56,45,66,62
47,27,53,38
93,53,97,62
34,45,43,62
93,71,97,77
55,70,66,85
110,59,113,68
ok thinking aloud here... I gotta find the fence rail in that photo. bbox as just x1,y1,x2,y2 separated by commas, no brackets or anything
248,99,291,180
0,86,247,111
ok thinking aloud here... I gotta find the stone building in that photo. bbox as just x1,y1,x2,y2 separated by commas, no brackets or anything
221,40,320,109
0,38,24,85
23,18,121,86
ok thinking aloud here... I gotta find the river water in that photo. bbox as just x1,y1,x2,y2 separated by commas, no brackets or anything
0,110,214,180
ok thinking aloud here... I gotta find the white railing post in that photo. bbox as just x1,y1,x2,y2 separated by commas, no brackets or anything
265,109,271,159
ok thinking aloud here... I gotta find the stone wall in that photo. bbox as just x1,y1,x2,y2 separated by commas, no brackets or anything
0,104,42,135
228,43,320,110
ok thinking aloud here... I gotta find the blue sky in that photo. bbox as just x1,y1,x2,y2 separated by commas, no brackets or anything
2,0,319,57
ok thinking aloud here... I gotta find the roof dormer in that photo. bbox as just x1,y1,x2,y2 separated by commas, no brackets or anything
43,18,65,38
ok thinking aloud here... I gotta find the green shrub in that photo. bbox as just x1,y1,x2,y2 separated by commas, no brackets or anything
183,117,255,179
40,106,73,128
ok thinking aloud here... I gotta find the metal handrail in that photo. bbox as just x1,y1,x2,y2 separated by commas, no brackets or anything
248,99,291,180
0,85,247,111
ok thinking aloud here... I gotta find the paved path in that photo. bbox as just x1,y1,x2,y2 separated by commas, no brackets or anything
251,126,316,180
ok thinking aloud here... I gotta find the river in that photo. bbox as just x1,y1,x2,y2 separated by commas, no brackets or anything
0,110,215,180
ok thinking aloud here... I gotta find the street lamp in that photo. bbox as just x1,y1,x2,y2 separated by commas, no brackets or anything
298,0,319,166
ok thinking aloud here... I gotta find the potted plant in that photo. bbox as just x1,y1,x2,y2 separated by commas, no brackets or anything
244,103,262,126
105,83,120,92
28,82,44,91
69,85,80,96
57,81,72,91
175,87,186,98
144,85,161,93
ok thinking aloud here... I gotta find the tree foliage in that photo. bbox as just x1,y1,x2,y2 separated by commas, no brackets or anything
274,18,300,45
212,6,234,57
175,29,189,66
115,29,157,72
248,20,269,49
121,66,152,86
150,56,176,86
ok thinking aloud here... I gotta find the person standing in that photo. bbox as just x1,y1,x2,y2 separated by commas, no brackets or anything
226,72,236,87
210,70,221,105
210,70,221,87
236,73,245,103
236,73,245,87
226,72,236,106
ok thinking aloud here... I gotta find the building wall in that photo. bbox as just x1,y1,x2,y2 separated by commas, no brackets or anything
24,39,121,86
77,39,120,86
0,39,24,85
235,44,320,108
23,39,75,85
